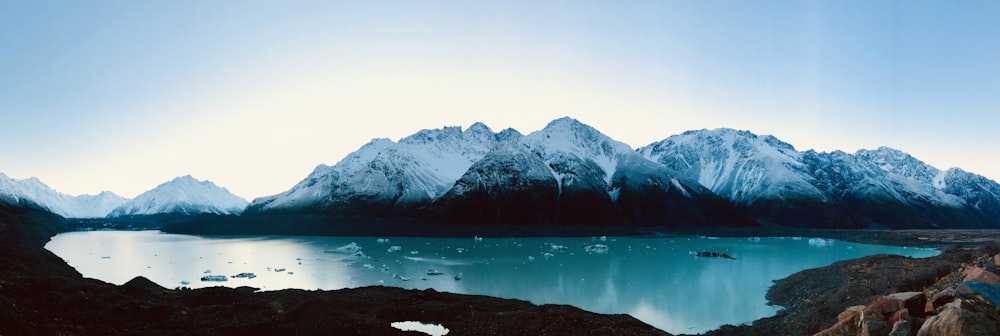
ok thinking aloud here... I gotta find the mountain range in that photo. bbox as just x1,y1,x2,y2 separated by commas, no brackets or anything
230,117,1000,234
4,117,999,233
0,173,245,219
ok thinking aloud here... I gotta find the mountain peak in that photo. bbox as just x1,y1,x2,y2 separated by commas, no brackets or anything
109,176,247,217
466,121,492,134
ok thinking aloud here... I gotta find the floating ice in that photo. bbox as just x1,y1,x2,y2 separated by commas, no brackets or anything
377,238,390,243
328,242,362,254
550,244,568,252
807,238,831,247
474,236,484,241
200,275,228,282
584,244,609,254
387,246,402,253
232,272,257,279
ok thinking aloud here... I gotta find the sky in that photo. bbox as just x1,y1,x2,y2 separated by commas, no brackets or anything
2,1,999,200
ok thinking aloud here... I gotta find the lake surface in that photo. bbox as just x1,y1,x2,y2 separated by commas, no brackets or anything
45,231,937,334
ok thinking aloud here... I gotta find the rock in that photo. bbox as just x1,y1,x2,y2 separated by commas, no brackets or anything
917,299,1000,336
889,319,911,336
889,308,910,326
814,305,865,336
867,296,904,318
860,319,888,336
961,266,1000,284
993,254,1000,267
930,288,956,309
888,292,927,318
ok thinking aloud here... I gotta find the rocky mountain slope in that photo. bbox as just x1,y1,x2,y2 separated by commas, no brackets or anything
109,175,247,216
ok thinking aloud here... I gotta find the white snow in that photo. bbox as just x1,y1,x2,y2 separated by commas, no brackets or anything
108,175,247,216
251,122,521,211
523,117,634,186
0,172,128,218
639,129,822,204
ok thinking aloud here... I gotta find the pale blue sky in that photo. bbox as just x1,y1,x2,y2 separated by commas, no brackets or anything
2,1,998,199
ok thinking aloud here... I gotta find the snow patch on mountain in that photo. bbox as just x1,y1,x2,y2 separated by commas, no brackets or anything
109,175,247,216
0,172,127,218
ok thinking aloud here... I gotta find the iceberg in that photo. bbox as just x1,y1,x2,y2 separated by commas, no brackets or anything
200,275,228,282
808,238,831,247
327,242,362,254
232,272,257,279
583,244,609,254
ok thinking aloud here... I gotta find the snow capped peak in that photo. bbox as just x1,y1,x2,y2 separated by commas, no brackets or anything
109,175,247,216
524,117,635,184
855,146,941,185
639,128,819,203
465,121,493,134
0,173,129,218
250,121,523,212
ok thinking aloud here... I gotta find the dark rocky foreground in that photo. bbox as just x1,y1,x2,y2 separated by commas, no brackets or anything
0,205,668,336
5,204,1000,335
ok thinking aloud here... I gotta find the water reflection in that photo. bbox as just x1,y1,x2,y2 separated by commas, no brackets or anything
45,231,937,334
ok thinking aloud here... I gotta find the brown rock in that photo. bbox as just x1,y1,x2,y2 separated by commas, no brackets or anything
961,266,1000,284
814,305,865,336
888,292,927,318
889,308,910,326
868,296,904,317
917,299,1000,336
993,254,1000,267
929,288,955,310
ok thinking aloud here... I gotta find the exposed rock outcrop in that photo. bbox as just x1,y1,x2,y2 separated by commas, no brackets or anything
813,254,1000,336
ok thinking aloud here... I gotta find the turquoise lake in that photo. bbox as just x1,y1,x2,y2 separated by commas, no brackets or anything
45,231,938,334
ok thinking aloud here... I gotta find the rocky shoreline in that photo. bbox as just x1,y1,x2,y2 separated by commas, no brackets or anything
4,205,1000,335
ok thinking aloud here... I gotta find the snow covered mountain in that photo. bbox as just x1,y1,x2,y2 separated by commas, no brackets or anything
189,119,1000,233
0,172,127,218
434,117,743,227
246,122,523,215
109,175,247,216
640,129,1000,228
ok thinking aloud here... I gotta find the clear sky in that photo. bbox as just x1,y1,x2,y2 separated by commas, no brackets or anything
2,1,999,200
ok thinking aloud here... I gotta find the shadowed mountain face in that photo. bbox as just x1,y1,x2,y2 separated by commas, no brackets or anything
155,119,1000,235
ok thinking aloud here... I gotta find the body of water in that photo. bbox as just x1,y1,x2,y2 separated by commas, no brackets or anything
45,231,937,334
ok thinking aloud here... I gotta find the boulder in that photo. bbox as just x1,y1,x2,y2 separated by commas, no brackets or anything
889,320,911,336
860,319,888,336
917,299,1000,336
961,266,1000,284
887,292,927,318
866,296,904,318
992,254,1000,267
929,288,956,309
814,305,865,336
